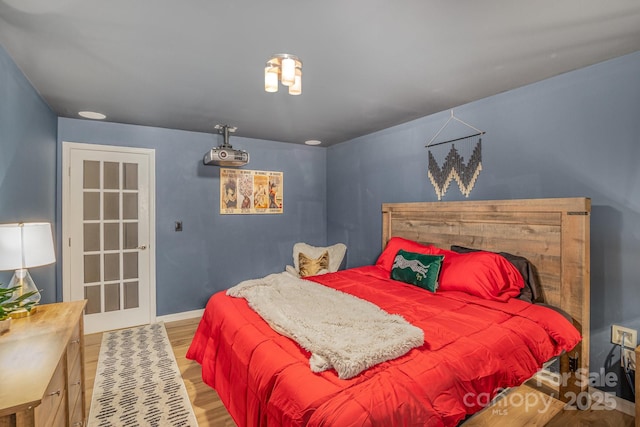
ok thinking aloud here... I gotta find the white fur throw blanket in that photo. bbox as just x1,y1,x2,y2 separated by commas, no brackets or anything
227,272,424,379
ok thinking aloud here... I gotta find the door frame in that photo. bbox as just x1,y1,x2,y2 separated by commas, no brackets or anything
61,141,157,326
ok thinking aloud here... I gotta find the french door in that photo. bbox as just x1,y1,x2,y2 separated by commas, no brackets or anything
62,142,156,334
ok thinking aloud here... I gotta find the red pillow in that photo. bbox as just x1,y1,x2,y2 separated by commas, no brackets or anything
438,251,525,301
376,237,453,272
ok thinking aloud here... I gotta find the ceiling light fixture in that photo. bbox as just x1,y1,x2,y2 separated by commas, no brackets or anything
78,111,106,120
265,54,302,95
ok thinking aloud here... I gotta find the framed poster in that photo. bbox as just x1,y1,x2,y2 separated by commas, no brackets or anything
220,168,283,214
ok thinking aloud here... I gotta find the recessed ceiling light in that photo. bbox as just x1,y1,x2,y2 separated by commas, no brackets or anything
305,140,321,146
78,111,106,120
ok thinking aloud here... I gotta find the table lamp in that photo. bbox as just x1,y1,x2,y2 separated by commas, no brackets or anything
0,222,56,316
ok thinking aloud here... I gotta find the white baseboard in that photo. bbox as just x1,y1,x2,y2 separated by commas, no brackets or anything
156,309,204,323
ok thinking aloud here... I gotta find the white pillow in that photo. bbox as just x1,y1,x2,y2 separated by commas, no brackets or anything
292,242,347,274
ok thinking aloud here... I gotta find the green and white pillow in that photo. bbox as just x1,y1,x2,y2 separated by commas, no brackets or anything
391,249,444,292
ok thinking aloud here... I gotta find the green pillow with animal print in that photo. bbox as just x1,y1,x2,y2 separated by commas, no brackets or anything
390,249,444,292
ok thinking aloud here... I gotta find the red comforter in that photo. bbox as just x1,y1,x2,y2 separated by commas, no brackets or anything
186,266,581,426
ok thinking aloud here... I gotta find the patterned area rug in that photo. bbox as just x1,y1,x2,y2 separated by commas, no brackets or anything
88,323,198,427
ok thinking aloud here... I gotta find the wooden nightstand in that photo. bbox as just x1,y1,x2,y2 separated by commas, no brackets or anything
0,301,87,427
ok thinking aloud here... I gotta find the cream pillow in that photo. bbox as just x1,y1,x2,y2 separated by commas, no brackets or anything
292,242,347,274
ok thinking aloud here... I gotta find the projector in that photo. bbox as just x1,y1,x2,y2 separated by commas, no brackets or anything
203,124,250,167
203,147,249,167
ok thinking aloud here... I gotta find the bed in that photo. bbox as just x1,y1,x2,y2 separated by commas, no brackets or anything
187,197,590,426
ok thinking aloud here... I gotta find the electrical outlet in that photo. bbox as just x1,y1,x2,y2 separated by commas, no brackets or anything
611,325,637,347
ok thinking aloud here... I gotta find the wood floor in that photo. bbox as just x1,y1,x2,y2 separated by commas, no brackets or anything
84,317,635,427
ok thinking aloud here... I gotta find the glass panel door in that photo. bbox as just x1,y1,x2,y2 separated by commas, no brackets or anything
65,144,153,334
81,160,141,315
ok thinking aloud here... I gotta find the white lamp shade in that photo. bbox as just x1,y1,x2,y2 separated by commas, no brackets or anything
0,223,56,270
289,69,302,95
281,57,296,86
265,66,279,92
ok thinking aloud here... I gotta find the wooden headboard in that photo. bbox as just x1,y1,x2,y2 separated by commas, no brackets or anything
382,197,590,398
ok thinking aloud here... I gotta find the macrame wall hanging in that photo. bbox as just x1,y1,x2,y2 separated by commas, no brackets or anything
425,110,485,200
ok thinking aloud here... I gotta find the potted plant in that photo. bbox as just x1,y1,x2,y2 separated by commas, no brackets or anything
0,285,39,333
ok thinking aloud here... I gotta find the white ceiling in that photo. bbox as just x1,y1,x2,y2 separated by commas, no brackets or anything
1,0,639,146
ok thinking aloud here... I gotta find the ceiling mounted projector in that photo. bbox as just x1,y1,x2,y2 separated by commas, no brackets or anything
203,124,249,167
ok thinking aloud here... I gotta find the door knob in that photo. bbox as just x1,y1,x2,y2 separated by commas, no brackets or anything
137,245,147,250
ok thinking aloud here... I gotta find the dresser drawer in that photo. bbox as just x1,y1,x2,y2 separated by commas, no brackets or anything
50,394,68,427
34,357,67,427
67,320,82,369
68,351,83,409
69,392,85,427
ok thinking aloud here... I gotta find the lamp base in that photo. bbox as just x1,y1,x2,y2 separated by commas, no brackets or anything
3,268,42,316
7,268,42,302
9,306,38,319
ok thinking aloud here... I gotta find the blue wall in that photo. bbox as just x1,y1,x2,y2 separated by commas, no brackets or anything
327,51,640,398
0,45,58,301
4,34,640,400
58,119,327,315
